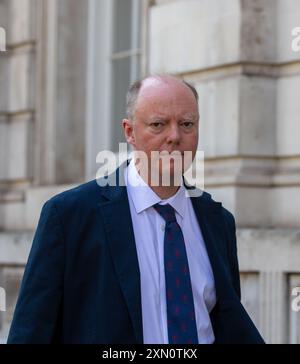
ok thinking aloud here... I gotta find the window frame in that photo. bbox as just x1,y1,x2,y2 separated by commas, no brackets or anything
85,0,149,180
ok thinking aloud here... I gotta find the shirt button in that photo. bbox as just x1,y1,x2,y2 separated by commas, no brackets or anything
161,224,165,231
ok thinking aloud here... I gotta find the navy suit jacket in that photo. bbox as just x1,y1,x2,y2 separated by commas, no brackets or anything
7,161,264,344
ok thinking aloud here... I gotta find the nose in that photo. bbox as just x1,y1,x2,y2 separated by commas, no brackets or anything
166,124,180,145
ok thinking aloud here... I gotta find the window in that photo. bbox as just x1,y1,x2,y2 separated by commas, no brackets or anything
86,0,148,179
110,0,142,151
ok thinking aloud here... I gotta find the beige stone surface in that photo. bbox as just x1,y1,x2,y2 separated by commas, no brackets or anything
149,0,241,73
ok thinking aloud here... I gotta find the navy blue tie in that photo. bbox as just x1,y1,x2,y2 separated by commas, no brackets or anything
153,203,199,344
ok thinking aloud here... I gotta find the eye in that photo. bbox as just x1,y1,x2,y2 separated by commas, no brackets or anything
151,121,164,129
181,121,194,129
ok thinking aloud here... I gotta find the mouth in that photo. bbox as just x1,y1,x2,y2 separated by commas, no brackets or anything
158,150,184,156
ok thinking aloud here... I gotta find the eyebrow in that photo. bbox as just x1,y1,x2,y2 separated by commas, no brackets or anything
148,114,198,122
181,113,198,120
147,117,168,123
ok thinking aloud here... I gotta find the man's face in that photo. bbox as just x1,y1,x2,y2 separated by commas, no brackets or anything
123,77,199,183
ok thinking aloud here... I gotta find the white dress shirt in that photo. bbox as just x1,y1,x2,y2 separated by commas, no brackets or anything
125,159,216,344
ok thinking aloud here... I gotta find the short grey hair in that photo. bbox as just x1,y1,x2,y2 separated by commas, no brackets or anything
126,75,199,121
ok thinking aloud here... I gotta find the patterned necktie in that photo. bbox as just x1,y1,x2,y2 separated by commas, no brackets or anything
153,203,199,344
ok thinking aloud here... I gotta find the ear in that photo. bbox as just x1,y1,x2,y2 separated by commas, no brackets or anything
122,119,136,146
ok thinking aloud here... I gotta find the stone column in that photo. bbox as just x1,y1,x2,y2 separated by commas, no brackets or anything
259,271,288,344
0,0,37,231
35,0,89,185
0,0,36,185
238,228,300,343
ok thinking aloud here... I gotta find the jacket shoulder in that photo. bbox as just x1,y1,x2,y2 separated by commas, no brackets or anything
45,179,103,212
198,190,236,232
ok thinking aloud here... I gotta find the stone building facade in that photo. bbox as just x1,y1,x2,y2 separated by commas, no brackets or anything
0,0,300,343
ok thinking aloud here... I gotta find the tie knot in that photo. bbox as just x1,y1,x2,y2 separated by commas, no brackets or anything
153,203,177,223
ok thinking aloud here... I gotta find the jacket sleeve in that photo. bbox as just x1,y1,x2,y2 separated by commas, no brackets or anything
7,199,64,343
224,210,241,300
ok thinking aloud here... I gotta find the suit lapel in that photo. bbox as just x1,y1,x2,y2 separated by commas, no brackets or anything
97,162,144,344
191,195,236,302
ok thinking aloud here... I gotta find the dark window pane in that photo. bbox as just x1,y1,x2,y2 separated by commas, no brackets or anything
111,57,131,151
113,0,132,53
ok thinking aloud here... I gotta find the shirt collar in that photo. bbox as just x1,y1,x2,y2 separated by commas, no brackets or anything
126,158,187,218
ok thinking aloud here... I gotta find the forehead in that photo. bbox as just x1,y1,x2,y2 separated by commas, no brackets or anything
135,78,199,119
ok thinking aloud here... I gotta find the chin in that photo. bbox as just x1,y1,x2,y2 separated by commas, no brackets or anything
159,164,183,185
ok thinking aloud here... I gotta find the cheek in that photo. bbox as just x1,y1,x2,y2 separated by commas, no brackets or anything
134,132,150,149
135,130,162,148
183,133,198,147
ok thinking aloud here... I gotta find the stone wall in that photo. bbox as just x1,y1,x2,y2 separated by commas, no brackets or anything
0,0,87,341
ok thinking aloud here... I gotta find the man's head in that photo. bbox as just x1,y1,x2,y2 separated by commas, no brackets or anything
122,74,199,185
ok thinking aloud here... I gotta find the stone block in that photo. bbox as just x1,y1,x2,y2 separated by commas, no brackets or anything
25,184,75,230
277,75,300,155
0,115,34,181
196,76,240,157
195,74,277,157
7,0,35,44
239,76,277,155
0,201,26,231
237,228,300,272
271,187,300,227
149,0,241,73
240,273,260,332
8,50,35,112
0,56,9,112
240,0,277,63
0,233,32,265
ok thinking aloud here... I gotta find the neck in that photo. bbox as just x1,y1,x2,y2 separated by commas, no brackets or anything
150,185,180,200
133,159,181,199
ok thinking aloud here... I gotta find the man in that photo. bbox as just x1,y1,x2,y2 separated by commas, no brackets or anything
7,75,264,344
